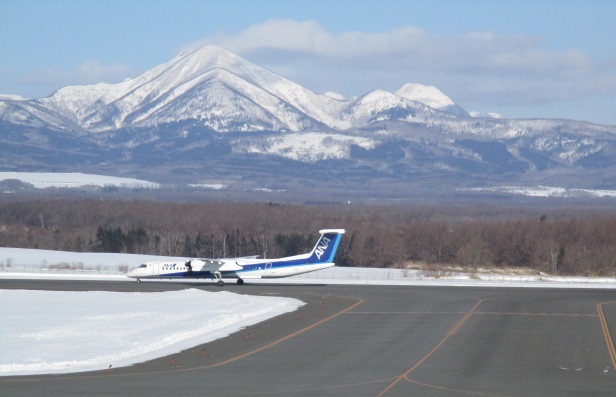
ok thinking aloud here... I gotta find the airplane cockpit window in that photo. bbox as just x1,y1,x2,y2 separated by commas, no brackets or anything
138,264,147,268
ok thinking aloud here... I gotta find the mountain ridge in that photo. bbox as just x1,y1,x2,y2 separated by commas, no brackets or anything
2,46,471,133
1,45,616,200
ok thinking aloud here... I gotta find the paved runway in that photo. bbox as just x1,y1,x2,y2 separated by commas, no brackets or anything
1,280,615,396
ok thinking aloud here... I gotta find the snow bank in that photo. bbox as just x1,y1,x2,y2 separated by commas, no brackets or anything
0,289,302,376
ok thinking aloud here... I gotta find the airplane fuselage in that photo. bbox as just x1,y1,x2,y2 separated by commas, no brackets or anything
127,229,345,285
129,259,335,281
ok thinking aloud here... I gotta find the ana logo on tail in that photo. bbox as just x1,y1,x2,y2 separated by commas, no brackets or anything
314,236,332,260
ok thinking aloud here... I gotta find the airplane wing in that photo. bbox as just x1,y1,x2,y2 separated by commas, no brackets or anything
195,255,259,263
194,259,244,272
195,255,260,270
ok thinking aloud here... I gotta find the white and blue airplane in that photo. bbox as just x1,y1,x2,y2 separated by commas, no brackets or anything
127,229,345,286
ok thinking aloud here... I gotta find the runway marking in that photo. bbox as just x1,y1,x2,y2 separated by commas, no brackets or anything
447,299,482,336
376,298,483,397
205,296,365,368
350,311,596,317
476,311,597,317
373,304,605,396
597,302,616,370
349,311,470,315
405,377,510,397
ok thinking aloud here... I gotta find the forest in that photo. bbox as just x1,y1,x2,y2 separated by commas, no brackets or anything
1,198,616,276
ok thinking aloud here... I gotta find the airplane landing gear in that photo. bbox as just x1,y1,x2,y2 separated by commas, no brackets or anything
137,278,141,283
214,271,224,286
237,279,244,285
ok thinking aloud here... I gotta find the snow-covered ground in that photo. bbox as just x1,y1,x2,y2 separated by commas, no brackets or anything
235,132,376,162
0,172,159,189
1,247,615,377
0,289,302,376
3,171,616,199
462,185,616,198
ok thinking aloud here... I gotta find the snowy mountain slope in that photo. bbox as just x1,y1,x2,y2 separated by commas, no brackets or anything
343,89,425,125
232,132,377,162
0,98,79,131
118,68,325,132
33,46,348,132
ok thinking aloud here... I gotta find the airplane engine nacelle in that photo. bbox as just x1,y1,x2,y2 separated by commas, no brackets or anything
187,259,207,271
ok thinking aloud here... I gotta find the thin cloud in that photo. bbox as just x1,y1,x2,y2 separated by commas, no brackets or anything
73,60,132,84
190,20,427,60
188,19,615,109
6,60,133,96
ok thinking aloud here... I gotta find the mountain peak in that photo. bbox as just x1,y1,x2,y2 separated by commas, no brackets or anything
176,45,242,70
396,83,454,109
396,83,468,116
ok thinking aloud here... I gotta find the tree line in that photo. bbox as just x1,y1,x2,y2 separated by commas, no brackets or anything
1,198,616,276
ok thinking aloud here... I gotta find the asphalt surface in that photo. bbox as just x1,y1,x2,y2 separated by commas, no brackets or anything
1,279,615,396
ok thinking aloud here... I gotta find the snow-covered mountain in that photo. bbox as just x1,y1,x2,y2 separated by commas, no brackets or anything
0,46,467,134
38,46,339,132
2,45,616,200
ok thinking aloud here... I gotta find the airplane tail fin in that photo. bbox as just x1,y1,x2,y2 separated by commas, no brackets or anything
308,229,345,264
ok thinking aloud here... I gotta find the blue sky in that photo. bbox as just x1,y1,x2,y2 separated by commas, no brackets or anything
1,0,615,124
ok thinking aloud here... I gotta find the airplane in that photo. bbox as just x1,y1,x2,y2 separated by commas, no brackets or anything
127,229,345,286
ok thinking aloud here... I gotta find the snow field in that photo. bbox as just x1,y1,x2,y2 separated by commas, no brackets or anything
0,289,303,376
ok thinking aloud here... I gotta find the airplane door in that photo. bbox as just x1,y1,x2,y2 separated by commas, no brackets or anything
153,263,159,276
265,263,273,277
